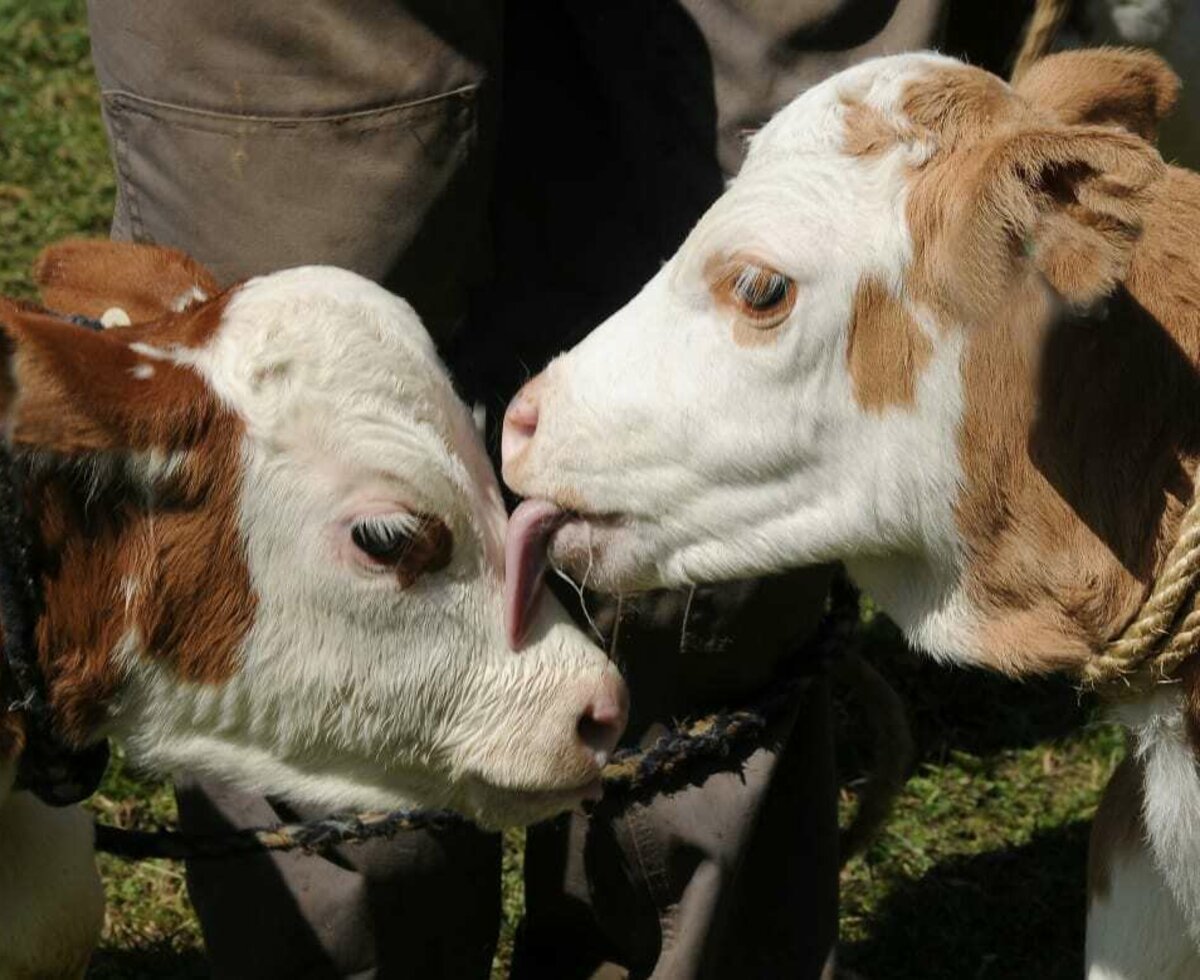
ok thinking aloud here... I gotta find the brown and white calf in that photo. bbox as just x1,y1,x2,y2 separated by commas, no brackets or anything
503,48,1200,978
0,241,626,978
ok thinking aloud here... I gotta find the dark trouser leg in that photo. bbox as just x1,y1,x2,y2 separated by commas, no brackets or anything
176,780,501,979
511,571,840,980
87,2,503,976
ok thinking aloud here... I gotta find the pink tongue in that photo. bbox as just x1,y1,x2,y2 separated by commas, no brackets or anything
504,499,567,650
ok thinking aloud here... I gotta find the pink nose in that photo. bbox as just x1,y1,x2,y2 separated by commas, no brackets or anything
501,376,544,473
576,673,629,768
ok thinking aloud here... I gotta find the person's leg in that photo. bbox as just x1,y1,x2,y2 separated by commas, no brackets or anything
88,0,501,347
87,2,503,975
486,3,949,977
512,575,840,980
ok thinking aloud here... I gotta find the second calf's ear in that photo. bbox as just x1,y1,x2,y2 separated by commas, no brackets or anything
941,122,1165,313
33,239,220,323
1015,48,1180,142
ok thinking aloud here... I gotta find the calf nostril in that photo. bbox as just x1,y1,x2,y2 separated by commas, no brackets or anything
501,383,542,470
507,392,539,436
577,694,628,769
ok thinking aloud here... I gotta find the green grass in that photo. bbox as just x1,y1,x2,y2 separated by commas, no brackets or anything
1,4,1122,977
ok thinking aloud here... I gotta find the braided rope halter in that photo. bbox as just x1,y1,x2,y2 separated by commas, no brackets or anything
1082,481,1200,693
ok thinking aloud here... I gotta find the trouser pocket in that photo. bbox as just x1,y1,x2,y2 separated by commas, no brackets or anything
102,86,487,343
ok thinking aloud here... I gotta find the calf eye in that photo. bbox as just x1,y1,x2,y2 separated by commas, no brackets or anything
710,257,797,330
350,513,453,587
352,518,413,563
733,266,791,313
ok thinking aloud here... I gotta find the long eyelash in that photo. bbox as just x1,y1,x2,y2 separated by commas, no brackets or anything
734,266,788,306
352,513,423,551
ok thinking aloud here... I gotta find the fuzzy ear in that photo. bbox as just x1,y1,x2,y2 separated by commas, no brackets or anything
944,123,1165,312
0,298,219,456
1015,48,1180,142
33,239,219,324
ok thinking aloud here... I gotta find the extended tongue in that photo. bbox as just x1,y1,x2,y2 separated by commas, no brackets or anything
504,499,567,650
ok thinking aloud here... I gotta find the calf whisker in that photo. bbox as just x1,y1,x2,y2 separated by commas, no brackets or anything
679,585,696,657
548,521,605,646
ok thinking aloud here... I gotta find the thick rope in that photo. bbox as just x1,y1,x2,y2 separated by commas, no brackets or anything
97,578,893,862
1083,478,1200,692
1010,0,1074,85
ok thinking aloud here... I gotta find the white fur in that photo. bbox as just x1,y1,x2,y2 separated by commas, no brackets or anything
5,265,625,975
169,285,208,312
1085,692,1200,976
105,268,621,828
1087,836,1198,978
507,54,982,658
101,305,131,328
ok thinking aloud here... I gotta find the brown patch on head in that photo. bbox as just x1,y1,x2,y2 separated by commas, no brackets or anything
902,65,1164,319
1089,753,1145,901
0,293,257,745
948,162,1200,674
33,239,219,323
846,276,932,413
890,62,1193,674
0,298,221,455
1016,49,1180,142
841,98,903,158
395,515,454,589
903,65,1025,147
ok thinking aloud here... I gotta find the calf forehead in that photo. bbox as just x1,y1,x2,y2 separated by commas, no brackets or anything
211,267,447,414
743,52,959,167
198,267,505,561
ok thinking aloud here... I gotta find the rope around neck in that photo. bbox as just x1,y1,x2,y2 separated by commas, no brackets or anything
1082,483,1200,693
1010,0,1073,85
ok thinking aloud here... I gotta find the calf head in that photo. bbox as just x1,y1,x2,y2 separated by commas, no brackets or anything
0,240,625,827
503,50,1190,674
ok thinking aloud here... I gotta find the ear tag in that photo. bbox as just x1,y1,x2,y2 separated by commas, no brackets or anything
100,307,132,328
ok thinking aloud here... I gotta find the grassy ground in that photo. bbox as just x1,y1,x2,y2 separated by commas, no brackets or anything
1,4,1121,977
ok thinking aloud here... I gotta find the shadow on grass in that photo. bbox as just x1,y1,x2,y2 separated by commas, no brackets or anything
88,947,208,980
842,820,1090,980
840,615,1096,773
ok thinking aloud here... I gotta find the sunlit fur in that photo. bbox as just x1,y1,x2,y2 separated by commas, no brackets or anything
504,52,1200,975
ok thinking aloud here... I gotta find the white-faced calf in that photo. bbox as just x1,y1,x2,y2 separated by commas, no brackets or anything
503,48,1200,978
1,240,626,978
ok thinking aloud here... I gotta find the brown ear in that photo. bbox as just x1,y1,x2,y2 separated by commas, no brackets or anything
33,239,220,324
0,298,218,456
943,123,1164,312
1015,49,1180,142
